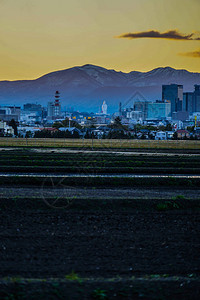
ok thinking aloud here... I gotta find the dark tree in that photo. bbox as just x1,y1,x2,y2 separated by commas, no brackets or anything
53,118,82,130
9,119,18,136
173,132,178,140
72,131,80,138
52,121,62,129
113,117,123,129
165,123,173,131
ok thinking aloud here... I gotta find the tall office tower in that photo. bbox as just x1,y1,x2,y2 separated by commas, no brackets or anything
194,85,200,112
147,101,171,120
54,91,61,116
47,102,55,117
162,84,183,115
133,101,148,120
183,92,194,114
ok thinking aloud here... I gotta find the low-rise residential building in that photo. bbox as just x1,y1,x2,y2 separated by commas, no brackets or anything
176,130,190,139
0,120,15,136
59,127,83,136
155,131,167,140
166,131,174,139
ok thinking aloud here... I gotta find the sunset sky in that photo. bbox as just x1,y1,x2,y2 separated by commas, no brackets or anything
0,0,200,80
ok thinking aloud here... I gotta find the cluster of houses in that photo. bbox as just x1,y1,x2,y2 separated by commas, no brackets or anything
1,122,197,140
90,126,194,140
1,112,200,139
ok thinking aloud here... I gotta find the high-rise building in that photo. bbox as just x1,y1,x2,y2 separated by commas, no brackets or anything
194,85,200,112
47,102,55,118
162,84,183,115
147,101,171,119
133,101,148,120
183,85,200,114
183,92,194,114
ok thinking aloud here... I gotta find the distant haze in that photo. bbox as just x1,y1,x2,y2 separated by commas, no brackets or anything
0,64,200,113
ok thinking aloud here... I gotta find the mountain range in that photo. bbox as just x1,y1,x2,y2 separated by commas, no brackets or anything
0,64,200,113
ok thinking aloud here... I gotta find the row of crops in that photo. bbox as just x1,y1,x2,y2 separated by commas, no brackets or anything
0,149,200,174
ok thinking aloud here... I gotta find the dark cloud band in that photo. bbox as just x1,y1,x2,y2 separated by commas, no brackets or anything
179,49,200,58
116,30,200,41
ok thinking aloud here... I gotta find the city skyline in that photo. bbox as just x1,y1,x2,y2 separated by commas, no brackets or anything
0,0,200,80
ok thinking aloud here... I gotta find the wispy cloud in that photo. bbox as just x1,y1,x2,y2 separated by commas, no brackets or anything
116,30,200,41
179,49,200,58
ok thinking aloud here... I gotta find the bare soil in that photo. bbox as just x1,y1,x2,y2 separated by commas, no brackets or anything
0,187,200,299
0,147,200,299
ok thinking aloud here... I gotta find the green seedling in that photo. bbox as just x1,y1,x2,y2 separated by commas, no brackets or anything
65,271,82,284
156,201,180,211
172,195,186,201
92,288,107,299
